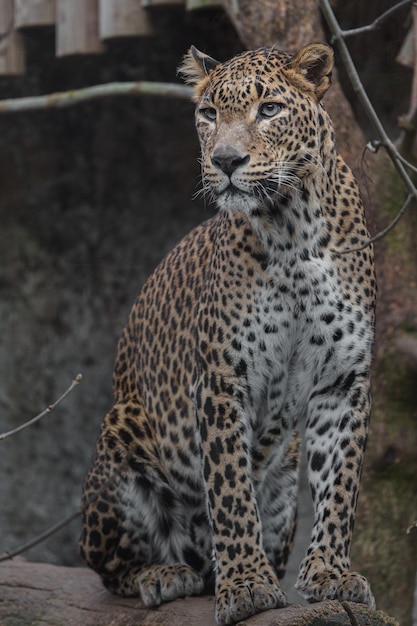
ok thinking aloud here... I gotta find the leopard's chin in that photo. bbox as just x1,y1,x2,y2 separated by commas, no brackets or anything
215,186,262,214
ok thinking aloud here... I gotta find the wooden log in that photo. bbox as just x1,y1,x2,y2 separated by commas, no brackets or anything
99,0,153,39
0,0,25,75
0,558,400,626
56,0,104,56
14,0,56,29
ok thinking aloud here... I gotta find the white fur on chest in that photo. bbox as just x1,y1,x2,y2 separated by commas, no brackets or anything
238,253,361,425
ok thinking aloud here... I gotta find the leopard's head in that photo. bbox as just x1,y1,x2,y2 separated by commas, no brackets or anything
180,44,334,215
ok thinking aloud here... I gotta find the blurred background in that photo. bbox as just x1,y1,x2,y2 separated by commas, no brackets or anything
0,1,415,624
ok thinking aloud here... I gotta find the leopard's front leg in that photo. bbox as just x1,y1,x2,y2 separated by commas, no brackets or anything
195,372,286,626
296,376,375,609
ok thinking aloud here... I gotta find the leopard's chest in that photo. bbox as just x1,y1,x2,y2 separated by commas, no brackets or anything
228,254,348,420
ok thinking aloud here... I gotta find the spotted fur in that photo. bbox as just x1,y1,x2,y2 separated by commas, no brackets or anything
79,43,376,625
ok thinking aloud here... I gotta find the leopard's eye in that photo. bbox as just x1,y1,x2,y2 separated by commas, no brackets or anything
200,107,217,121
258,102,284,118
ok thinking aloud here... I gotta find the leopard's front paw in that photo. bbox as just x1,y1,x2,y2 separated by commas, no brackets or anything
137,564,205,606
335,571,375,608
295,568,375,609
215,574,286,625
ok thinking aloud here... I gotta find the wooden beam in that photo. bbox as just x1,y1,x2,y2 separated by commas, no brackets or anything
15,0,56,29
0,0,25,75
56,0,104,56
99,0,153,39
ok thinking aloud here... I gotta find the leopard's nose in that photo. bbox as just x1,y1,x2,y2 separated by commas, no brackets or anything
211,146,250,177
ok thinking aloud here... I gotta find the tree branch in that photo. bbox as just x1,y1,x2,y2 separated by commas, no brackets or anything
340,0,413,38
0,456,128,562
407,520,417,533
396,3,417,157
0,82,192,114
319,0,417,254
0,374,82,441
397,149,417,174
0,507,82,563
331,194,414,255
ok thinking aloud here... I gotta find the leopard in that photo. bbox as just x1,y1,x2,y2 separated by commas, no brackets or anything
79,43,377,625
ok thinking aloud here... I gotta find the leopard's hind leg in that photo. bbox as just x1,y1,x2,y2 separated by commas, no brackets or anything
79,400,211,605
257,429,300,581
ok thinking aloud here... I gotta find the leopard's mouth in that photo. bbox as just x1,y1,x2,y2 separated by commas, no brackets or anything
215,179,251,197
220,183,244,195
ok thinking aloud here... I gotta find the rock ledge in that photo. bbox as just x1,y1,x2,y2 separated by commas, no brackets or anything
0,558,398,625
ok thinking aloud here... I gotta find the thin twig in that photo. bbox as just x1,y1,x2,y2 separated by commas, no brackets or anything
0,507,82,563
0,82,192,114
406,520,417,534
341,0,413,38
397,150,417,175
331,194,414,255
396,4,417,156
0,374,82,441
0,456,129,563
320,0,416,193
319,0,417,254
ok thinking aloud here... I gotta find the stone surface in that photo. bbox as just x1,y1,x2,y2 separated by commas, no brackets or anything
0,559,399,626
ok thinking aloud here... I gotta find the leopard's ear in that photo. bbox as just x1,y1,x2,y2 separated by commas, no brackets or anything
284,43,334,100
178,46,221,85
